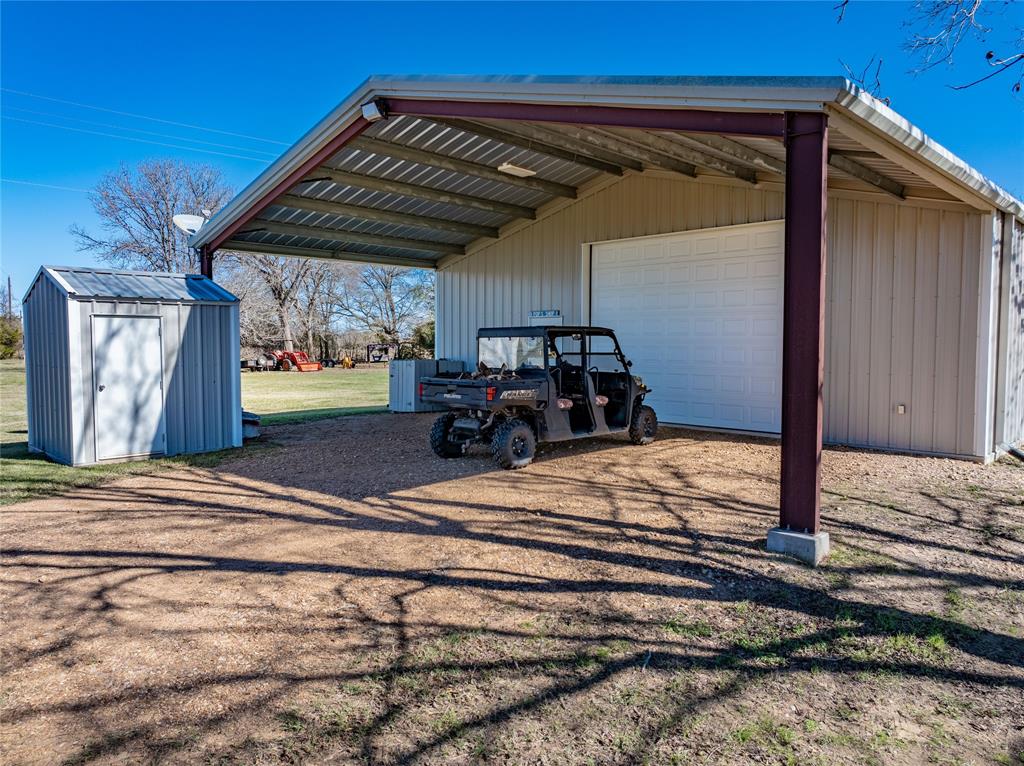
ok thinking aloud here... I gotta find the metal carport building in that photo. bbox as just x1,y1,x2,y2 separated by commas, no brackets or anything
190,75,1024,562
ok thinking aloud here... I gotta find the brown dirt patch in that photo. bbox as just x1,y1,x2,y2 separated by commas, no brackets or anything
2,414,1022,765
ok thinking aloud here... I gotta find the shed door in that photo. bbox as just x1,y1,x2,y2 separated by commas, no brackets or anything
590,221,784,432
92,315,166,459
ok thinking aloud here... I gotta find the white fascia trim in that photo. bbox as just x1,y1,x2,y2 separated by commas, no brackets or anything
833,86,1024,220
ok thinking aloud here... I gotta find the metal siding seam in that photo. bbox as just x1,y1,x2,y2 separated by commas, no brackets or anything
933,210,962,453
230,303,242,447
868,203,896,448
964,212,989,457
890,206,917,450
849,200,875,445
1007,220,1024,443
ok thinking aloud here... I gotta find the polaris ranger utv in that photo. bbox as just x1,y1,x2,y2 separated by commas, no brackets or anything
420,326,657,469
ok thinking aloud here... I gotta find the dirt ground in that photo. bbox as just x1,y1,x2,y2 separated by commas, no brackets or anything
1,414,1022,766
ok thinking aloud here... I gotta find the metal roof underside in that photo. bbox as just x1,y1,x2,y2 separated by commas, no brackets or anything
203,76,1023,270
41,266,238,303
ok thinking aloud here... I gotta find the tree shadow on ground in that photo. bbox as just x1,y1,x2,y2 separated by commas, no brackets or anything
1,414,1022,764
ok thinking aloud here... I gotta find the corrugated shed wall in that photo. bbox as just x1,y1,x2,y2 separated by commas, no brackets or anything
999,217,1024,446
69,299,240,465
437,173,986,457
23,276,72,464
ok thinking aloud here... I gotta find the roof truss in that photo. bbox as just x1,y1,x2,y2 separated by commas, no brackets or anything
212,101,922,267
241,219,466,255
351,136,578,198
274,193,499,239
297,168,537,219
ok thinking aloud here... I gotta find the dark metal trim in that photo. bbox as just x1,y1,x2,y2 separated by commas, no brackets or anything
780,111,828,535
208,117,371,252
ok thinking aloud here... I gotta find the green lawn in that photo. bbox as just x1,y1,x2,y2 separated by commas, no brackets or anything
0,360,389,505
241,366,388,424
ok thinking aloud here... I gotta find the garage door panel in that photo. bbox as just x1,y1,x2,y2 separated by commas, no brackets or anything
592,221,783,433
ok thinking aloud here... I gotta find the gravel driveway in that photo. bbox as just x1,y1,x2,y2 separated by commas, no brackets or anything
2,413,1022,765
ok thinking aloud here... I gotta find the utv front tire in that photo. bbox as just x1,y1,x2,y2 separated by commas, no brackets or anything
430,413,464,459
491,419,536,469
629,404,657,445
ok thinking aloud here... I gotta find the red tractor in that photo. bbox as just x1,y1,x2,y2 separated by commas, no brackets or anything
269,349,322,372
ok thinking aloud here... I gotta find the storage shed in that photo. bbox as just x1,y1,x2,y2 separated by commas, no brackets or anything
22,266,242,466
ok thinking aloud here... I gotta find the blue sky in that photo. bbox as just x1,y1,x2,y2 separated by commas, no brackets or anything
2,1,1022,300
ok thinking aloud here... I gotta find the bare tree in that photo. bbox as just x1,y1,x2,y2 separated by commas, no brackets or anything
836,0,1024,95
295,262,335,358
219,264,280,353
332,266,433,345
245,256,314,352
906,1,1024,90
71,160,233,272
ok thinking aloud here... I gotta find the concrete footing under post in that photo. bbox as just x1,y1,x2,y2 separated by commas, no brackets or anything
767,527,830,566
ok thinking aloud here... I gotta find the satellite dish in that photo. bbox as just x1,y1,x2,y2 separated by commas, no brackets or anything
173,213,206,236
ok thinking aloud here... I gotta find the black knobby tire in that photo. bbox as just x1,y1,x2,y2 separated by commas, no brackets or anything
279,358,293,372
430,413,464,459
628,403,657,445
490,418,536,470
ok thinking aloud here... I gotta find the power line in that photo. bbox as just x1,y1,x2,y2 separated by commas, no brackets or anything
1,87,290,146
2,115,274,163
1,178,91,193
4,105,280,157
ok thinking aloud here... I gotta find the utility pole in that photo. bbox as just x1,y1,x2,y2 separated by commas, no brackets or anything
5,275,11,318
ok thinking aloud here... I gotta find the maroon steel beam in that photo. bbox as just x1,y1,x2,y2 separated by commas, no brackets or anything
779,111,828,534
383,98,786,139
207,116,372,253
199,245,214,279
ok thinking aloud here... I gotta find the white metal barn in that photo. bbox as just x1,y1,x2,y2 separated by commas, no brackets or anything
188,75,1024,552
22,266,242,466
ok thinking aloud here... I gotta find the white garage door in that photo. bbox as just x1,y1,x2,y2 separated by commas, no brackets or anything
590,220,783,433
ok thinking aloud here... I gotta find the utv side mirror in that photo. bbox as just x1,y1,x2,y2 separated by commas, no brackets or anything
626,360,633,368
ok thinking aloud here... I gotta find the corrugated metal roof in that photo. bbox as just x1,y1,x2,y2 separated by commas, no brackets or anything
42,266,238,303
190,75,1022,260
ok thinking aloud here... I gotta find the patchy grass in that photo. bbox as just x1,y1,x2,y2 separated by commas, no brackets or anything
0,360,388,504
2,398,1022,765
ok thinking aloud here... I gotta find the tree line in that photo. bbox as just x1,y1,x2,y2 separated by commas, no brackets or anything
71,160,435,360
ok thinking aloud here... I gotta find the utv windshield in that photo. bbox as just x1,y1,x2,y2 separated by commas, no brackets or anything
478,336,545,371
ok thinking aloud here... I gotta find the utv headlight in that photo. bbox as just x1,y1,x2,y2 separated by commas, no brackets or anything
633,375,645,388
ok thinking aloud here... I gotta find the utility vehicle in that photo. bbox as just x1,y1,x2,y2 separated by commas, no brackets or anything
420,326,657,469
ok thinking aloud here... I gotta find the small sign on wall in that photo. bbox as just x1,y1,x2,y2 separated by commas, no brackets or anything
528,309,562,326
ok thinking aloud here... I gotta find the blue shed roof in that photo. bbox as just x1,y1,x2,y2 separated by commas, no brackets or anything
33,266,238,304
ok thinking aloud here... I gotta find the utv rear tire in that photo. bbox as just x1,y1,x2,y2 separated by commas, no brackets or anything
430,413,464,459
491,419,536,469
629,404,657,445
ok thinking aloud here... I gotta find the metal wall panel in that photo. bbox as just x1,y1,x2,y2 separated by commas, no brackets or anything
824,199,983,456
23,275,72,463
999,217,1024,446
436,172,987,456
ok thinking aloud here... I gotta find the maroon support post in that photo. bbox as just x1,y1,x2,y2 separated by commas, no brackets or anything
775,111,828,561
200,246,214,280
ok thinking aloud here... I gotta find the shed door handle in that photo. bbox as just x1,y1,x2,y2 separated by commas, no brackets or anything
98,384,105,392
